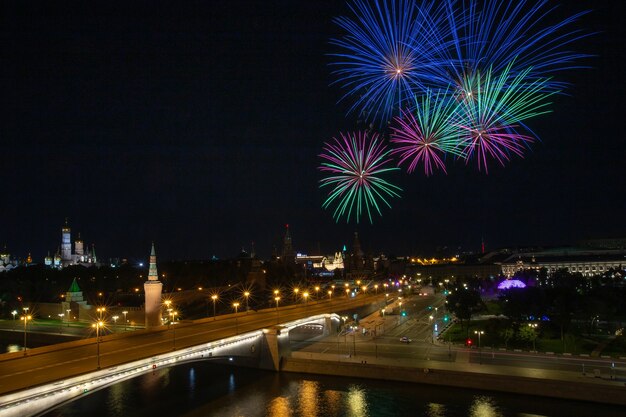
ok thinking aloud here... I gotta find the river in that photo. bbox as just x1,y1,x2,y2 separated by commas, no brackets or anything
39,361,623,417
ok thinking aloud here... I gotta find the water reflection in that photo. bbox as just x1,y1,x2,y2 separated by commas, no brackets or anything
297,380,319,417
346,384,369,417
267,396,291,417
42,362,626,417
427,402,446,417
469,396,502,417
324,389,343,416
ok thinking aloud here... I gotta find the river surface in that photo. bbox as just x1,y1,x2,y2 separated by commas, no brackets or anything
40,361,623,417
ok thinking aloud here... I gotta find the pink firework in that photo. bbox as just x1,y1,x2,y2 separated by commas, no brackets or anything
390,91,464,176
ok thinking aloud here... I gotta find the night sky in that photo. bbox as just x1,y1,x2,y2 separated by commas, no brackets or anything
1,1,624,262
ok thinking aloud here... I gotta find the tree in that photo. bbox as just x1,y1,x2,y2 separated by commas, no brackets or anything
447,288,485,333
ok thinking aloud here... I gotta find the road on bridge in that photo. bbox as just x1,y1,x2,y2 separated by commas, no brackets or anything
0,293,384,396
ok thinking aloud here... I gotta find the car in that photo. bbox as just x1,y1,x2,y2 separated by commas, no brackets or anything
400,336,412,343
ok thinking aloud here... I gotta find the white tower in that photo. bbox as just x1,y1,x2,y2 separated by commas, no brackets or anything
144,242,163,328
61,219,72,261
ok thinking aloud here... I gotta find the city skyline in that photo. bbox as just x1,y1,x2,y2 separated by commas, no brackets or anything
2,1,625,261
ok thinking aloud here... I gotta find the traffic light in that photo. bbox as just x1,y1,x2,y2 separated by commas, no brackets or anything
467,338,473,346
427,306,432,310
443,315,449,322
401,311,406,317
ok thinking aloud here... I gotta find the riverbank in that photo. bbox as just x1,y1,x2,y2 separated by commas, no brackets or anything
282,351,626,406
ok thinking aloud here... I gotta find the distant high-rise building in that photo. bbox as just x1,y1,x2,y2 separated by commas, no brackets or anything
144,242,163,328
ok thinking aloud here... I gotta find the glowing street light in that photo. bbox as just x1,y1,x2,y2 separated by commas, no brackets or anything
528,323,538,351
11,310,17,327
274,296,281,324
243,291,250,314
474,330,485,364
303,292,309,310
345,288,350,298
211,294,218,320
112,315,119,329
21,313,32,356
374,284,378,294
293,288,300,302
233,302,240,334
122,310,128,331
314,286,320,300
327,290,332,300
92,320,104,368
66,309,71,326
58,313,64,333
96,307,106,320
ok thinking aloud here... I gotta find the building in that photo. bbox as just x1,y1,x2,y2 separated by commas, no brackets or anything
46,220,99,268
500,248,626,277
144,243,163,328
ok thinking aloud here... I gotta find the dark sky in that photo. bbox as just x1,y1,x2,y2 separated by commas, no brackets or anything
1,0,624,262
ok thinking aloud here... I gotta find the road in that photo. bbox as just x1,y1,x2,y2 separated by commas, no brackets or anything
291,294,625,378
0,293,382,396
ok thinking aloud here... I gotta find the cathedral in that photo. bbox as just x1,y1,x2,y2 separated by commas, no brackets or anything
45,220,99,268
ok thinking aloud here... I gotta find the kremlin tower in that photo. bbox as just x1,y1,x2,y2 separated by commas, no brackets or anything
144,243,163,328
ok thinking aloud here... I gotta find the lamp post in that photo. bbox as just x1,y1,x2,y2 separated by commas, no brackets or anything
168,309,178,350
96,307,106,320
374,284,378,294
58,313,64,333
303,292,309,311
528,323,538,351
345,288,350,299
66,309,71,326
233,302,240,334
328,290,332,300
243,291,250,314
314,286,320,301
474,330,484,364
112,315,119,330
11,310,17,328
274,297,280,324
21,314,32,355
211,295,218,320
92,320,104,368
122,311,128,331
293,288,299,303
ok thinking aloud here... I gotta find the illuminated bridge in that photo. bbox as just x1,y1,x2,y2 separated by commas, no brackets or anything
0,295,381,417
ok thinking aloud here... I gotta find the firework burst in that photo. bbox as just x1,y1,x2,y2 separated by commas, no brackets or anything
455,63,557,172
319,131,402,223
390,90,464,176
330,0,448,124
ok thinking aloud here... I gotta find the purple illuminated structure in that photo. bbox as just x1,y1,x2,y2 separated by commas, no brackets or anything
498,279,527,290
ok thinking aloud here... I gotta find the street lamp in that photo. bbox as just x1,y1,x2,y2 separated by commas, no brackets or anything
122,311,128,331
96,307,106,320
474,330,484,364
243,291,250,313
211,294,218,320
314,286,320,300
66,309,71,326
92,320,104,368
112,315,119,330
21,314,32,356
58,313,64,333
528,323,538,351
293,288,299,302
274,296,281,324
345,288,350,298
374,284,378,294
327,290,332,300
233,302,240,334
303,292,309,310
11,310,17,328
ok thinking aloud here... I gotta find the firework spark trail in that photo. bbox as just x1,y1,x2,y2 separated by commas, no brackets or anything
439,0,590,93
330,0,449,124
319,132,402,223
454,62,557,172
390,90,464,176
